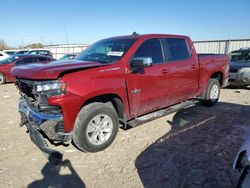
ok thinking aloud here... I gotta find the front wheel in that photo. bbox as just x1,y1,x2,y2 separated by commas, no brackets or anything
0,73,6,85
73,102,119,152
200,78,220,106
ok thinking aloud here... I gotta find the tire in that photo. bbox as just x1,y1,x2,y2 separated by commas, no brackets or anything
73,102,119,152
237,166,250,188
200,78,220,106
0,73,6,85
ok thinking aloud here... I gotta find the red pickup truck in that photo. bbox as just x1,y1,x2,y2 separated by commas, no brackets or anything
12,34,229,155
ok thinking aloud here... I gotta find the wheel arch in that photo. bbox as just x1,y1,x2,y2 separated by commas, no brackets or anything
83,94,124,121
210,71,223,86
234,150,247,170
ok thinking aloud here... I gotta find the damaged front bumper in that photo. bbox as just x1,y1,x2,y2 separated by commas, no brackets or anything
19,97,72,160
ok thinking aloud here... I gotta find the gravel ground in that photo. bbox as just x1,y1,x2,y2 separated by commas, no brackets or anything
0,84,249,188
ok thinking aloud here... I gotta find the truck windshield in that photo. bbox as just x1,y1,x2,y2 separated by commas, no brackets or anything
230,51,250,61
76,38,136,64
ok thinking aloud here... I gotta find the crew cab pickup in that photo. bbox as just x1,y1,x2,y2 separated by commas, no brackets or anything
12,34,229,155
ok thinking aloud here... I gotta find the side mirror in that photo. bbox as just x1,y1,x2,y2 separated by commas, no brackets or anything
131,57,153,69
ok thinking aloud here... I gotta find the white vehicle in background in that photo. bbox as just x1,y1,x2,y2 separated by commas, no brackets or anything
0,51,9,61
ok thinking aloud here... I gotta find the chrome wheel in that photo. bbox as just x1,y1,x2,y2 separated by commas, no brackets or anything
86,114,113,145
0,74,4,84
210,84,219,100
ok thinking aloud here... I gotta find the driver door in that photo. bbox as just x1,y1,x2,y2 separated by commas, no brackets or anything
125,38,170,118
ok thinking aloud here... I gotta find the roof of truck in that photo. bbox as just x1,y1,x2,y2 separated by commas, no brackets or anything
102,33,190,41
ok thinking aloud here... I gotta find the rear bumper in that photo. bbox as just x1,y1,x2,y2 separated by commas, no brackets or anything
19,97,72,157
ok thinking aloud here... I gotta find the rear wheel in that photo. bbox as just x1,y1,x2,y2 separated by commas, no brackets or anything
0,73,6,85
200,78,220,106
73,102,119,152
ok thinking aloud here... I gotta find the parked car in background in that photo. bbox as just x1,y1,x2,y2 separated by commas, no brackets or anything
0,54,55,85
14,50,30,55
234,136,250,188
229,48,250,87
4,50,16,56
12,33,229,155
28,50,53,57
0,51,9,61
58,52,80,60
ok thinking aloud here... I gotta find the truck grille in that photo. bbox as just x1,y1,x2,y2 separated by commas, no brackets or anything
17,79,35,99
229,68,238,73
17,79,61,114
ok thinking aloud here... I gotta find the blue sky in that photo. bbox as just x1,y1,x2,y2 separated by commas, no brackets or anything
1,0,250,47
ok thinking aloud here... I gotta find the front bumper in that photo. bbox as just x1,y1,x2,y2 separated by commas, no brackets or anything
19,97,72,160
229,69,250,86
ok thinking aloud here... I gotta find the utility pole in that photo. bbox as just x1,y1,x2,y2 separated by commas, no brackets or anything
64,24,69,45
21,37,24,48
41,35,43,45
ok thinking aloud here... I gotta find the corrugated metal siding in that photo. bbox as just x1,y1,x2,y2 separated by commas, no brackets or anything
194,39,250,54
43,44,88,59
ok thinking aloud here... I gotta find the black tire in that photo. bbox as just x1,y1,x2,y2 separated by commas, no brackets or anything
200,78,220,106
0,73,6,85
237,166,250,188
73,102,119,152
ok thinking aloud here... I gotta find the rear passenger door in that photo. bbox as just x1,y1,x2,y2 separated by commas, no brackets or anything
161,38,199,104
15,57,33,66
37,57,48,62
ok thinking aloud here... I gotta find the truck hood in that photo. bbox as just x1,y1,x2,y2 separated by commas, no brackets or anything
230,60,250,70
12,60,107,80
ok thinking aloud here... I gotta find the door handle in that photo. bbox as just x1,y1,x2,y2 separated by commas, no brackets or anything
191,64,197,69
161,69,169,74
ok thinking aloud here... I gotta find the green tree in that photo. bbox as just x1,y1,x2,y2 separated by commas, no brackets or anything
30,43,43,49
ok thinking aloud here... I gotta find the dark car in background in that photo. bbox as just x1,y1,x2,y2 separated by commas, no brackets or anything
14,50,30,55
229,48,250,87
28,50,53,57
58,52,80,60
0,54,55,85
4,50,16,56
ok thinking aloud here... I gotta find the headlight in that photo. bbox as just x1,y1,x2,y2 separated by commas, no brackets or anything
35,81,67,94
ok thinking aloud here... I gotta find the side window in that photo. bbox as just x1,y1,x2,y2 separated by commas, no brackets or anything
39,51,47,56
134,38,164,64
162,38,190,61
16,57,33,66
32,57,39,63
30,51,37,55
38,57,47,62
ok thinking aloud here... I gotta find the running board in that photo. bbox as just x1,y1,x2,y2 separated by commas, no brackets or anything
127,100,198,128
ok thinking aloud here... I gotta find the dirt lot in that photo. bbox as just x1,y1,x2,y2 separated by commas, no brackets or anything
0,84,249,188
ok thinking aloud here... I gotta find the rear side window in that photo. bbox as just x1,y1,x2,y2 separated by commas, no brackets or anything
38,57,48,62
134,38,164,64
16,57,33,66
39,51,48,56
30,51,37,55
162,38,190,61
